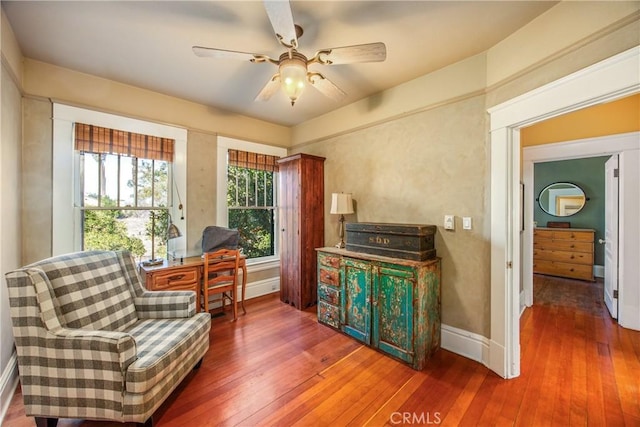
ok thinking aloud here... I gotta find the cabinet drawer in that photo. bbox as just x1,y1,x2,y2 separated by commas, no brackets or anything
533,249,593,265
150,268,199,290
533,240,593,253
318,283,340,305
318,267,339,287
533,259,593,281
318,253,341,269
318,301,340,329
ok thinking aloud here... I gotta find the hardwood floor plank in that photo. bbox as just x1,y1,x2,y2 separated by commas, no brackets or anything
437,362,488,426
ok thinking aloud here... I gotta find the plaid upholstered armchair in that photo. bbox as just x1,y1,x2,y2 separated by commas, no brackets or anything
5,250,211,427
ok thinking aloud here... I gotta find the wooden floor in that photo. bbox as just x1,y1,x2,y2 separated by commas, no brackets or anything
5,274,640,426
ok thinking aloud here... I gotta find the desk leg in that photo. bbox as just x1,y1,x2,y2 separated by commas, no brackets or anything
241,263,247,314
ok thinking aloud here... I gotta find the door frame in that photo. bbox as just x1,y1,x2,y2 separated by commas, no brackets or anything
487,46,639,379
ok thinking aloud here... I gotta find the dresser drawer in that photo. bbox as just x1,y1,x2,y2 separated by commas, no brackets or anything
533,240,593,253
318,267,339,287
149,267,199,290
318,301,340,329
533,259,593,281
533,249,593,265
318,253,341,269
534,229,594,242
318,283,340,305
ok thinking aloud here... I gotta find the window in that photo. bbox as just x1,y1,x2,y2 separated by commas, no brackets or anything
227,149,279,260
75,123,174,261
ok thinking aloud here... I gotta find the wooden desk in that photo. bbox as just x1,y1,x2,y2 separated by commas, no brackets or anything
139,255,247,314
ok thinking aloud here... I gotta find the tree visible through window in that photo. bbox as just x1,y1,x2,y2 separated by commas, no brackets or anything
75,123,174,261
227,149,279,260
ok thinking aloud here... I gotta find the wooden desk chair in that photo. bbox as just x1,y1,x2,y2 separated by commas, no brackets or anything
202,249,241,321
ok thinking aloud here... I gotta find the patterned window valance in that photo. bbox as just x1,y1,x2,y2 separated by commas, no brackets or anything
74,122,174,162
228,149,279,172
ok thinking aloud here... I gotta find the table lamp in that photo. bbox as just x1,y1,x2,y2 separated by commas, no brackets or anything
330,193,354,249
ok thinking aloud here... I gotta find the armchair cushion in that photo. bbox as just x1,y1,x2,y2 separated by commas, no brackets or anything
125,313,210,394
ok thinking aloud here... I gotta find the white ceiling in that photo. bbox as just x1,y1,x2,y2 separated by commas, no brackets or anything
3,1,557,127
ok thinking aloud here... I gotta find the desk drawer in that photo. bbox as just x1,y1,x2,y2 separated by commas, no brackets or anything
149,267,199,290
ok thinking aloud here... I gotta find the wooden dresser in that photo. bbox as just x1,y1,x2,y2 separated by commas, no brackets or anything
533,227,595,281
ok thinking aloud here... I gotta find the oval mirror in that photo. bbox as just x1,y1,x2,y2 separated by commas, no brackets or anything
538,182,586,217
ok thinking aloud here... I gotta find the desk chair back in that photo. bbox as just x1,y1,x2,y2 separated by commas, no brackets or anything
203,249,241,320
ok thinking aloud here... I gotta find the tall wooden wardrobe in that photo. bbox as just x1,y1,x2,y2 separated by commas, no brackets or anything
277,153,325,309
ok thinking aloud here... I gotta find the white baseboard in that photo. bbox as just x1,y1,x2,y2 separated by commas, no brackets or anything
441,323,489,367
242,276,280,300
520,290,527,316
0,352,19,426
594,265,604,278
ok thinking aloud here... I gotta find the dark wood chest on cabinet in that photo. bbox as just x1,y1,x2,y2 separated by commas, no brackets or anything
278,153,325,309
316,247,441,370
533,227,595,281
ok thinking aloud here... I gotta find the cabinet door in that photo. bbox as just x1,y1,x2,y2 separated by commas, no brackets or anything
341,258,371,344
372,264,415,364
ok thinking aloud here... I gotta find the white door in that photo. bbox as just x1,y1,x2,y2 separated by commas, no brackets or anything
604,155,619,319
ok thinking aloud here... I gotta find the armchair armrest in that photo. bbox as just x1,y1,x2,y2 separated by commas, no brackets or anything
134,291,196,319
27,328,137,384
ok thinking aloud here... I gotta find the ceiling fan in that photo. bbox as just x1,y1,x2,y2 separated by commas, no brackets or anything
192,0,387,106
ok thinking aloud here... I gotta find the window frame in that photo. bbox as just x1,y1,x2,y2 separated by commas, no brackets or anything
53,104,187,257
216,136,287,266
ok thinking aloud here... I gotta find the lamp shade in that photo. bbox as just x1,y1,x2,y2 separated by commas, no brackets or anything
330,193,354,215
167,223,182,240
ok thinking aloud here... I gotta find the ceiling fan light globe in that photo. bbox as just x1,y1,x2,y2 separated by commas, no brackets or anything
279,56,307,105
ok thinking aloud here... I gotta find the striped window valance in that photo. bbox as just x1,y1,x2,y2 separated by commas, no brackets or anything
228,149,280,172
74,123,174,162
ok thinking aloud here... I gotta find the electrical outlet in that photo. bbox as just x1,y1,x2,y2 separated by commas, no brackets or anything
444,215,455,230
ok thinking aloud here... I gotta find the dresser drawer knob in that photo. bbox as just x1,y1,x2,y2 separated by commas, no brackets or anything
169,274,185,281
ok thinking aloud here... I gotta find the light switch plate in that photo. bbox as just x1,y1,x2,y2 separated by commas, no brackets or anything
463,217,472,230
444,215,455,230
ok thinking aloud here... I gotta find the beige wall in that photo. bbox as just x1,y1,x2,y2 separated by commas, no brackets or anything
22,97,53,264
23,59,291,149
293,95,491,335
1,55,23,400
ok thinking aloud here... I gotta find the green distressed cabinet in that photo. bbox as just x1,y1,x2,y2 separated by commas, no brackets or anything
317,247,441,370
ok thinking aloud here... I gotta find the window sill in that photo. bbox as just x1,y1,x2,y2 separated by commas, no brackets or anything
245,258,280,273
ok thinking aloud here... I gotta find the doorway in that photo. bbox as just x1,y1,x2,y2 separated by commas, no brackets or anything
522,133,638,323
487,46,640,379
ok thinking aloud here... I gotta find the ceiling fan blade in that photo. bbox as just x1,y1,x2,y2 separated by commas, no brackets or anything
255,74,281,102
192,46,259,61
263,0,298,48
308,73,347,101
312,42,387,65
